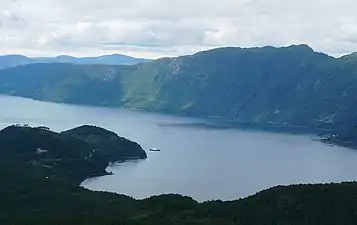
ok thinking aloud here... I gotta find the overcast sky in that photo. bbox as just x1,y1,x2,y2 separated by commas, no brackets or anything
0,0,356,58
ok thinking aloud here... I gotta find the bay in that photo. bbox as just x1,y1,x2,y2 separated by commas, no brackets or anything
1,95,357,202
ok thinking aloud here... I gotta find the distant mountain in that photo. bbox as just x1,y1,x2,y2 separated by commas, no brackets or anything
34,54,150,65
0,54,150,69
0,55,33,69
1,45,357,131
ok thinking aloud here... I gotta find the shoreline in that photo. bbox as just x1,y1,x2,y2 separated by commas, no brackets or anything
80,157,147,184
321,139,357,150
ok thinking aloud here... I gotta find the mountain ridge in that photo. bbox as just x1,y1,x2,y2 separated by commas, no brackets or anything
0,44,357,132
0,53,150,69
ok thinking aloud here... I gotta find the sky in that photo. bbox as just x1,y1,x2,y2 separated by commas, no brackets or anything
0,0,356,59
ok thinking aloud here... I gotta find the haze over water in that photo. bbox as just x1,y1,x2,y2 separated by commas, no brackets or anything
1,95,357,202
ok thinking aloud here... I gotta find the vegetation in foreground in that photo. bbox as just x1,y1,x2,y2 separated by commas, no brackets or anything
1,125,357,225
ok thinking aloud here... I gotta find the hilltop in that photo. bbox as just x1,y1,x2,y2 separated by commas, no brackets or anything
0,125,147,183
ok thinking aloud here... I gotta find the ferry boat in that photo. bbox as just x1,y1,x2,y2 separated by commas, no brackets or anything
149,148,161,152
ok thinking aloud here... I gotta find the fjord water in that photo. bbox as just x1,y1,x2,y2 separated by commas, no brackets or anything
2,96,357,202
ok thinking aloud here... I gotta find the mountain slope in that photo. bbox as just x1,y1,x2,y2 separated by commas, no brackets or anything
100,45,357,130
0,63,124,106
1,45,357,130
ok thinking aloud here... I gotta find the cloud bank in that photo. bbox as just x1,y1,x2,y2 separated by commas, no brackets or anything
0,0,356,58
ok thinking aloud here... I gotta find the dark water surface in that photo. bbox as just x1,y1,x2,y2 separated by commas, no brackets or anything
1,95,357,202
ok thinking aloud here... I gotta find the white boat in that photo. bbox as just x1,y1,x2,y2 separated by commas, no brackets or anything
149,148,161,152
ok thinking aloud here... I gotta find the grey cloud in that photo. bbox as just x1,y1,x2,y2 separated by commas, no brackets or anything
0,10,26,28
0,0,356,58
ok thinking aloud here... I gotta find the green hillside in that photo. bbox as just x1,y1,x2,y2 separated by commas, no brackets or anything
1,45,357,131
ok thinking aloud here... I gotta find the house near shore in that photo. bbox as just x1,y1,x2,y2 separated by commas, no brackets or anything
36,126,51,131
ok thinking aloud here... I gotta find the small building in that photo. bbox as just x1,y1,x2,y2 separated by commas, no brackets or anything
36,148,48,154
36,126,50,131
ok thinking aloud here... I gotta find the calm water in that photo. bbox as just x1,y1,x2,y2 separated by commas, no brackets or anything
1,95,357,202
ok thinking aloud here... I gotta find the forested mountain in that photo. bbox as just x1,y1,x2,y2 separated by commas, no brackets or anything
2,125,357,225
0,125,147,183
0,54,149,69
0,63,123,106
1,45,357,131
